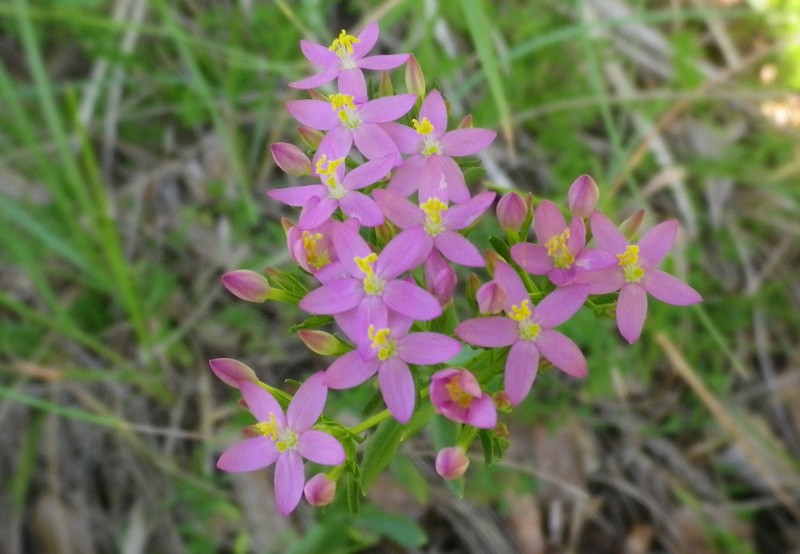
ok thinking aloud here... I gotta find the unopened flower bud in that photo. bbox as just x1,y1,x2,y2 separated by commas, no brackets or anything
457,114,473,129
378,71,394,97
483,250,504,276
304,473,337,507
270,143,311,177
208,358,258,388
620,209,645,240
297,329,351,356
493,391,512,412
496,192,528,232
405,55,426,100
435,447,470,480
476,281,506,314
297,126,324,149
424,251,457,307
568,174,599,218
221,270,270,302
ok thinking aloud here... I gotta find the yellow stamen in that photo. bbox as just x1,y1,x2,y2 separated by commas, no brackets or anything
508,299,540,340
508,299,532,322
330,93,355,111
618,245,645,283
253,413,298,452
368,324,396,360
445,376,474,408
302,231,330,269
412,117,434,135
354,253,384,295
421,197,447,235
545,229,575,268
329,29,360,54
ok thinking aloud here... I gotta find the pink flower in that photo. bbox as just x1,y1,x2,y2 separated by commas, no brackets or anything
456,261,589,406
586,212,703,344
270,142,311,177
430,369,496,428
216,374,345,516
209,358,259,388
286,78,415,163
268,144,392,229
435,447,470,480
510,200,616,290
496,191,528,232
567,174,599,218
299,221,441,340
221,270,271,302
285,218,352,284
384,90,497,203
373,189,496,267
289,23,409,92
304,473,337,507
324,316,461,424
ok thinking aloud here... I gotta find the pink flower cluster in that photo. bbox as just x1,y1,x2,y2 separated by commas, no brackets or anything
212,23,702,516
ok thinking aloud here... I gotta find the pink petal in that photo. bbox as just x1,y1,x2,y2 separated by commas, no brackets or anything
315,127,354,164
360,94,417,123
442,190,496,230
638,220,678,267
383,280,442,320
268,184,326,207
397,332,461,365
493,261,529,309
286,372,327,432
299,279,363,314
353,123,400,162
387,155,426,197
323,350,380,389
359,53,410,70
300,39,338,67
217,436,278,472
353,21,379,58
298,196,338,230
565,216,586,254
574,266,624,294
590,211,628,254
343,155,394,190
419,156,448,203
378,358,415,424
382,122,422,155
456,317,518,347
440,128,497,156
377,229,430,278
338,68,368,103
439,156,470,203
617,283,648,344
275,451,305,516
298,430,346,465
511,242,552,275
533,285,589,328
240,382,285,424
373,189,425,229
436,232,484,267
288,67,338,89
339,192,384,227
536,330,587,378
419,90,448,138
504,340,539,406
285,100,339,130
331,221,371,277
467,394,498,429
643,270,702,306
575,248,618,271
533,200,567,243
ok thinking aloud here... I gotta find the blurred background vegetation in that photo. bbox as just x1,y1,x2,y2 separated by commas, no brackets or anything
1,0,800,552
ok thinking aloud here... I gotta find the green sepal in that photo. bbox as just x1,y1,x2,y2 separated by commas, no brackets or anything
289,315,333,332
488,235,511,262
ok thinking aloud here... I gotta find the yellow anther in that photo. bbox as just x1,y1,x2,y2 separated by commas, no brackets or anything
368,324,396,360
421,197,447,235
330,93,356,111
254,413,280,441
355,253,383,295
412,117,435,135
545,229,575,268
508,299,532,322
445,376,474,408
329,29,360,54
617,245,639,267
302,231,330,269
253,413,298,452
354,253,378,274
315,155,344,176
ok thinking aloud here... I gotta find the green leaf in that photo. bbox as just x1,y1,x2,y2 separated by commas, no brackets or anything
358,504,428,549
390,456,429,504
489,235,511,261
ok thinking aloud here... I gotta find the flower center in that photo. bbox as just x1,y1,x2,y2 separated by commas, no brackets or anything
302,231,330,269
368,325,396,360
421,197,447,235
254,413,298,453
444,375,474,408
618,245,645,283
545,229,575,269
413,118,441,156
354,253,384,295
315,155,347,199
328,29,360,69
330,93,361,129
508,299,540,341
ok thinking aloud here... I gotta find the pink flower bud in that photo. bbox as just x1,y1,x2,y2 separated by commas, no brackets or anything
424,251,457,307
270,142,311,177
435,447,470,480
208,358,258,388
476,281,506,315
221,270,270,302
496,192,528,232
304,473,337,507
297,329,351,356
568,174,599,218
430,369,497,429
620,208,645,240
297,126,324,149
457,114,473,129
405,55,426,100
